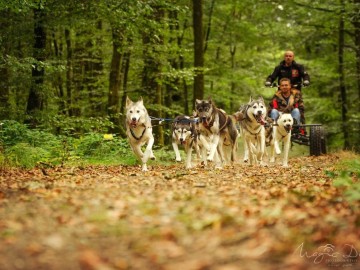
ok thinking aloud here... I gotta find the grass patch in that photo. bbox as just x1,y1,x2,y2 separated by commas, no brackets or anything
328,151,360,202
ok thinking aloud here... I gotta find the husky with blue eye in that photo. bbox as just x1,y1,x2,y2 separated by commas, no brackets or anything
235,96,267,165
171,115,200,169
125,96,155,171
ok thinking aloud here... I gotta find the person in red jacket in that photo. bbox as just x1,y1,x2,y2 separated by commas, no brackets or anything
268,78,304,125
265,50,310,91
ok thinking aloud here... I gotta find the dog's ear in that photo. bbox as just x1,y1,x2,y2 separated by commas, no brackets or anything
259,96,265,104
138,96,144,105
195,99,201,105
249,96,253,103
233,111,244,121
126,96,132,108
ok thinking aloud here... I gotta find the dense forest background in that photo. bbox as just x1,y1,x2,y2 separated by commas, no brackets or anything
0,0,359,152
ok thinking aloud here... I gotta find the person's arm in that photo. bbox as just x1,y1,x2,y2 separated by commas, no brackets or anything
299,64,310,84
265,66,280,85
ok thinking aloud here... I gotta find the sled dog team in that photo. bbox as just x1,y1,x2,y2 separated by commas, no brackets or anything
126,96,294,171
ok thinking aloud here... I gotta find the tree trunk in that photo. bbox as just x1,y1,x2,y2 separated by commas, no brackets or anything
26,5,46,126
86,20,104,116
108,27,123,133
120,51,131,113
203,0,215,53
0,10,10,120
338,0,349,149
192,0,204,105
141,6,164,145
230,44,236,112
118,50,131,137
352,0,360,152
65,28,73,116
52,32,66,114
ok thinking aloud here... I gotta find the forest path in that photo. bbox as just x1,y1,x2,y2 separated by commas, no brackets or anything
0,154,359,270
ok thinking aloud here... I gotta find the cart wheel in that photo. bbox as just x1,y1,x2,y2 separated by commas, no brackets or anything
321,129,327,154
310,125,326,156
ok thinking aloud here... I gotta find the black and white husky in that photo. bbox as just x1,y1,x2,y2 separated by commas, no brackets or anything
171,115,200,169
235,96,267,165
268,112,293,167
195,98,238,167
125,97,155,171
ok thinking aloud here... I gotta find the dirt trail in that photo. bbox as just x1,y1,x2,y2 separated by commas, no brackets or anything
0,154,359,270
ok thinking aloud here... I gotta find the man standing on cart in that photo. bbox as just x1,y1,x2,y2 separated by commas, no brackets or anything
265,50,310,92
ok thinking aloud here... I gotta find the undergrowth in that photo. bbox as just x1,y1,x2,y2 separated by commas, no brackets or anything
326,152,360,202
0,120,175,169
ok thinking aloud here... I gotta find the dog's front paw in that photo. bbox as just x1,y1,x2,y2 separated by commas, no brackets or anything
282,163,289,168
142,164,148,171
259,161,267,167
175,157,182,162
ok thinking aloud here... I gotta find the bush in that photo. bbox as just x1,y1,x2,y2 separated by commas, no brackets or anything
0,120,149,168
74,133,137,165
5,143,52,169
329,154,360,202
0,120,29,146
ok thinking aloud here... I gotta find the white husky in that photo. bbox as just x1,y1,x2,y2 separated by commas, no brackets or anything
235,97,267,165
269,113,293,167
125,97,155,171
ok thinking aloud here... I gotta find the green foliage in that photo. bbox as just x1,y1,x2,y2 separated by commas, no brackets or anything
0,120,29,146
0,0,358,151
45,115,115,136
329,157,360,202
5,143,52,169
75,133,129,158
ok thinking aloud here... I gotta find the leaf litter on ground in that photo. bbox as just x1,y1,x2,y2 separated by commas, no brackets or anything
0,152,359,270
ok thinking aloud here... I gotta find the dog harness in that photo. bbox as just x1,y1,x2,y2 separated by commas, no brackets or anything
203,109,229,131
130,124,147,140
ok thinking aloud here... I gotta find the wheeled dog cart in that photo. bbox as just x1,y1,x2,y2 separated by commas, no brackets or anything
291,124,327,156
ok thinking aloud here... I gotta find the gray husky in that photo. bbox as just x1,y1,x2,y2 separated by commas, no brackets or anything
171,115,200,169
125,97,155,171
235,96,267,165
195,98,238,167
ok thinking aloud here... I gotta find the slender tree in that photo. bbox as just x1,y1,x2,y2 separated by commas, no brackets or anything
108,27,123,133
192,0,204,105
65,28,73,116
338,0,349,149
0,9,10,119
141,5,165,145
26,4,46,125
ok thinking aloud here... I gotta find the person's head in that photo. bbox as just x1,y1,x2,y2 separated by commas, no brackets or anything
284,50,294,66
279,78,291,95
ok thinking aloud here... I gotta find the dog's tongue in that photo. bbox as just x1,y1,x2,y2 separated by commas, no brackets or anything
130,120,137,127
259,115,266,125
